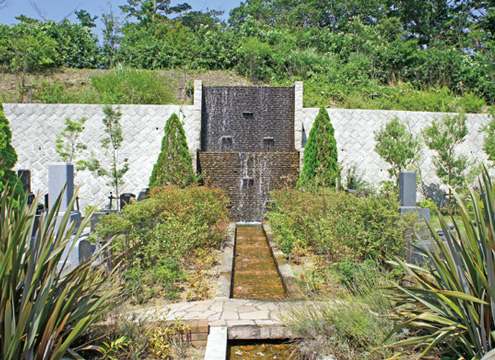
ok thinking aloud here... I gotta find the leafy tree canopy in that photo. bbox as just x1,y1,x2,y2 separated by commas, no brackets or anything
374,117,421,186
423,113,469,196
75,9,98,28
120,0,191,24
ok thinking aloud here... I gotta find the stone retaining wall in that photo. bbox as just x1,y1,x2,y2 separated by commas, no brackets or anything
297,107,490,187
4,103,197,211
3,96,491,210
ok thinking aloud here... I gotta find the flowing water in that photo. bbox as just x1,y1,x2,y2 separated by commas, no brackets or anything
232,224,286,301
229,341,297,359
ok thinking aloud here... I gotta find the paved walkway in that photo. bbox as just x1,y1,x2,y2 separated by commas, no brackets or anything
137,298,291,329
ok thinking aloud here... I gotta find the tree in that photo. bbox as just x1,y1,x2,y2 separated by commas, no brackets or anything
298,107,339,188
374,117,421,186
120,0,191,24
86,105,128,209
238,37,271,82
9,23,58,102
55,116,87,168
149,112,196,189
0,104,22,197
75,9,98,28
176,9,224,30
101,4,121,68
481,107,495,165
423,113,469,200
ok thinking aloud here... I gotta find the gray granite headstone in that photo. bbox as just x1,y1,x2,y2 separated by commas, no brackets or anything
17,169,31,193
399,171,416,207
398,171,431,222
79,240,92,263
48,163,74,211
48,162,81,232
137,188,148,201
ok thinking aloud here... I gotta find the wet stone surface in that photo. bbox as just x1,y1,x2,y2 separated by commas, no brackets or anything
232,225,286,301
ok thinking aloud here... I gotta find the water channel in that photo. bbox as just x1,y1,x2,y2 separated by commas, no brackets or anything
228,224,296,358
232,224,286,301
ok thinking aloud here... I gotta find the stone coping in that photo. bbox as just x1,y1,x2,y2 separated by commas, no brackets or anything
215,222,236,299
262,222,304,300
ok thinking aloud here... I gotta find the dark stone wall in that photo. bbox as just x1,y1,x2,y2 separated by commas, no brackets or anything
198,152,300,222
201,86,295,152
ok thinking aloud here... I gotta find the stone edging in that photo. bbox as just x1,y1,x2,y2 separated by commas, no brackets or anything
262,222,304,300
215,222,236,299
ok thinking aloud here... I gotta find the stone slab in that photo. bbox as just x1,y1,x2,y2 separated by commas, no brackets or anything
204,326,227,360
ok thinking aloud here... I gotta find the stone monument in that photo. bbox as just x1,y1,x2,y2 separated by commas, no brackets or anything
399,171,430,222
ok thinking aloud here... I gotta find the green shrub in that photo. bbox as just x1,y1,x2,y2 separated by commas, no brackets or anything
35,81,96,104
284,264,398,359
298,107,339,188
416,198,439,212
388,168,495,359
331,259,378,285
374,116,421,186
90,67,175,104
97,185,228,303
35,68,175,105
149,113,197,189
267,188,411,262
0,104,23,198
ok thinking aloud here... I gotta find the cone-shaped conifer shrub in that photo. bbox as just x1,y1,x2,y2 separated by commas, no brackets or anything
298,107,339,188
149,113,196,189
0,104,23,198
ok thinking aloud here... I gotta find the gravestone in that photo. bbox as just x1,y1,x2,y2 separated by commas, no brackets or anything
137,188,148,201
49,163,85,273
399,171,432,264
78,239,92,263
48,163,81,228
17,169,31,193
399,171,430,222
120,193,136,210
49,163,74,211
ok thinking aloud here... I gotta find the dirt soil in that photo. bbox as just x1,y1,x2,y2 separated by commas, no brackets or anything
0,68,260,103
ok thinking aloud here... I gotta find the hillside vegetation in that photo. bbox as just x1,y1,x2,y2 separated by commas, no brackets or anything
1,0,494,113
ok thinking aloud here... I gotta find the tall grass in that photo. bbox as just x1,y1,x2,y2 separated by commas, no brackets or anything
388,168,495,359
0,188,117,360
283,264,398,359
35,67,175,105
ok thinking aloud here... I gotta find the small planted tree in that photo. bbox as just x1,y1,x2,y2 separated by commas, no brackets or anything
86,105,128,208
0,104,22,198
374,117,421,186
481,108,495,165
55,116,87,167
423,113,468,200
298,107,339,188
149,112,196,189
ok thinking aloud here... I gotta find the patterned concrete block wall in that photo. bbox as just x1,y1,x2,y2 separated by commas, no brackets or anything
198,152,300,222
4,103,197,211
297,108,490,188
4,95,491,212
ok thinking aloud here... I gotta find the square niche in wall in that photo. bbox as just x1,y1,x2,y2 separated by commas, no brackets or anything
242,178,254,188
263,137,275,151
243,112,254,119
221,136,233,151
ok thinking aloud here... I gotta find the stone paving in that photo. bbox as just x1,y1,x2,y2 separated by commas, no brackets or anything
136,298,292,331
